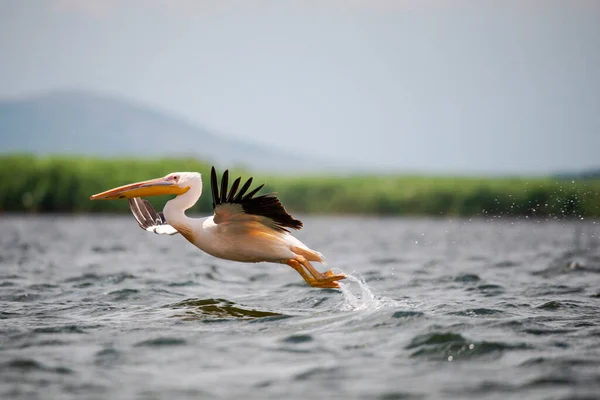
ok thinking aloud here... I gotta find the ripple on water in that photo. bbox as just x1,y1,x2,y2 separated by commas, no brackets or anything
0,292,41,302
379,392,425,400
282,334,313,344
0,311,20,319
470,284,505,297
526,284,585,296
27,283,59,291
104,288,141,301
33,325,89,334
94,348,120,367
450,380,516,396
392,311,425,319
248,314,294,324
524,375,577,388
64,272,136,285
193,265,221,281
134,337,187,347
166,280,199,287
521,327,575,336
532,261,599,277
248,273,269,282
294,366,341,381
166,298,282,321
453,273,481,283
1,359,72,375
405,331,531,361
0,274,24,280
520,356,600,368
371,257,404,266
489,318,580,338
447,308,505,317
573,321,596,328
18,339,68,349
536,300,580,310
63,272,101,283
493,260,521,268
91,245,127,253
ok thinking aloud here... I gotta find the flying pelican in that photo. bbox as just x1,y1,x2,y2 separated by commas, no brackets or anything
90,167,346,288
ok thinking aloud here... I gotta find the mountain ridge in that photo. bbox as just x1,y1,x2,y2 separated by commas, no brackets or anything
0,90,330,173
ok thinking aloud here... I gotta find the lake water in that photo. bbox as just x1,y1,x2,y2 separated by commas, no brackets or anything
0,215,599,399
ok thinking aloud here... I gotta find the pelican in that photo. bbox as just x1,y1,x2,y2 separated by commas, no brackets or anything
90,167,346,288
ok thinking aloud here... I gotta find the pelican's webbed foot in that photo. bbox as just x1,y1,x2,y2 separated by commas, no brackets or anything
286,259,346,289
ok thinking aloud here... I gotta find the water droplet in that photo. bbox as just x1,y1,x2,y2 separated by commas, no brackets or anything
448,356,453,361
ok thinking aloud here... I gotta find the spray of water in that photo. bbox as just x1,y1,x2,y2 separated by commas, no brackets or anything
335,271,398,311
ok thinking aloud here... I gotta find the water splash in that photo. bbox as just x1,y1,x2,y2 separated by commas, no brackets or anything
336,272,398,311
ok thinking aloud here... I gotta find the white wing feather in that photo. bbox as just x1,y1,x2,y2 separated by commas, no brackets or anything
128,198,179,236
144,224,179,235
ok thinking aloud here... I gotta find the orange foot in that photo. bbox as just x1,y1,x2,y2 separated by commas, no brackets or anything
309,271,346,288
287,260,346,289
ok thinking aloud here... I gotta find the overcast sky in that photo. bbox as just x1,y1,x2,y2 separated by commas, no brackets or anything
1,0,599,174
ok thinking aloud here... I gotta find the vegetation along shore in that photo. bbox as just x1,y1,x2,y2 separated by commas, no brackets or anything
1,155,599,218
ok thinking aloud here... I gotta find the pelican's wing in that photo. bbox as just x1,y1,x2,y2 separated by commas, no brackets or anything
128,198,179,235
210,166,303,232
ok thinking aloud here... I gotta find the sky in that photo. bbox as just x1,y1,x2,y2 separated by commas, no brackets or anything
1,0,599,174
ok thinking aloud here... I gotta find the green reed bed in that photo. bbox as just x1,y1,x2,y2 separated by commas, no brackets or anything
1,155,599,217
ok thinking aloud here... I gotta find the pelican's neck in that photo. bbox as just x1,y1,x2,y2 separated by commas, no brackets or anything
163,179,202,226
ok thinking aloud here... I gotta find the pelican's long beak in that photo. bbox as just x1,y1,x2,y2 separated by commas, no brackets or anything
90,177,189,200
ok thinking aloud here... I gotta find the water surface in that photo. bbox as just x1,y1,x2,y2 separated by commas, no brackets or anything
1,215,599,399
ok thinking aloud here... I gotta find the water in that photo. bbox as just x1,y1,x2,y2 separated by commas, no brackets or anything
1,215,599,399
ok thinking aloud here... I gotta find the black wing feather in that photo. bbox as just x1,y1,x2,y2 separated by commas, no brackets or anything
227,177,241,203
210,167,303,232
242,184,265,201
211,166,219,209
220,170,229,204
233,177,253,202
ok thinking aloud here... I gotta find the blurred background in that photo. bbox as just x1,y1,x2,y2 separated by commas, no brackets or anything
1,0,599,216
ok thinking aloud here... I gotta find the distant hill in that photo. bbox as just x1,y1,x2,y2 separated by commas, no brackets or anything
0,90,329,173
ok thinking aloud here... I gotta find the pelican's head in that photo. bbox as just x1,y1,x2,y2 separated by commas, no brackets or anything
90,172,201,200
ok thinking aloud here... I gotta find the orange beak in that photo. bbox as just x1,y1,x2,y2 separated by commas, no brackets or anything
90,177,189,200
